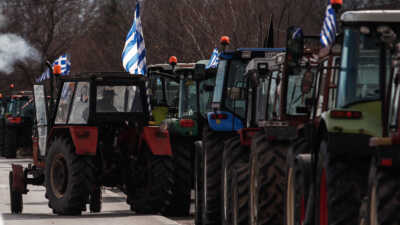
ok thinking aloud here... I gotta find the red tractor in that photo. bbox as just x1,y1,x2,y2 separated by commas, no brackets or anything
9,73,174,215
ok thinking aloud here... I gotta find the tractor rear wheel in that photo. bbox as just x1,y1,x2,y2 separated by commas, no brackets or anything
45,138,95,215
129,150,174,215
231,163,250,225
166,140,194,216
250,130,290,225
9,171,23,214
316,140,369,225
366,158,400,225
221,136,248,225
194,141,203,225
89,187,102,213
284,138,310,225
201,126,233,225
4,126,17,158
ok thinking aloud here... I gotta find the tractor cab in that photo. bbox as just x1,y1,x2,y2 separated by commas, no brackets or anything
209,47,285,132
6,93,34,125
148,60,216,136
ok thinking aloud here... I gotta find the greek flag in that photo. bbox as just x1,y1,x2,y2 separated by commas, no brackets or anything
35,54,71,83
36,68,50,83
122,2,147,75
53,53,71,76
206,48,219,69
320,4,337,47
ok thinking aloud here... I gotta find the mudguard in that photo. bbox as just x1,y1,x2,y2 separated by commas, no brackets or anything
237,128,261,147
141,126,172,156
69,127,98,155
207,111,243,132
11,164,27,194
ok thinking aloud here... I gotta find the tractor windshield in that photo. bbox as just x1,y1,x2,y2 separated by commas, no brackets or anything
337,27,392,108
96,85,143,113
180,79,197,118
213,59,248,118
286,67,317,115
199,77,215,117
8,98,30,117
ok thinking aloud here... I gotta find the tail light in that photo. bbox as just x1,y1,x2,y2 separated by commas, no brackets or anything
380,158,393,167
330,110,362,119
180,119,195,128
210,113,228,120
8,117,22,124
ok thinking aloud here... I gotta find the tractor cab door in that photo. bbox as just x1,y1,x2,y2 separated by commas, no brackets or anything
33,85,48,157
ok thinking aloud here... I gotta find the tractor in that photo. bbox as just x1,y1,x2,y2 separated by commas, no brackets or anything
0,94,9,156
283,8,400,225
356,15,400,225
3,91,34,158
9,72,175,215
196,35,285,225
147,59,216,216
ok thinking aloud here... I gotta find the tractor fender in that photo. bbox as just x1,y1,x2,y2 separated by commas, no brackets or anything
140,126,172,156
11,164,27,194
49,126,98,156
237,128,261,147
207,111,243,132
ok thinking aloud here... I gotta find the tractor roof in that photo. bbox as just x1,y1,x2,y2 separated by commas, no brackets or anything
148,63,196,72
341,10,400,23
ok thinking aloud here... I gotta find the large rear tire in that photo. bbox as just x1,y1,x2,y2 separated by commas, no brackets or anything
45,138,95,215
166,140,193,217
201,126,233,225
316,140,369,225
250,129,290,225
9,171,23,214
195,141,203,225
4,126,17,158
366,157,400,225
129,150,174,215
221,136,248,225
232,163,250,225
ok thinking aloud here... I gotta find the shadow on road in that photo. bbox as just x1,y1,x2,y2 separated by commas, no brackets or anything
2,210,135,220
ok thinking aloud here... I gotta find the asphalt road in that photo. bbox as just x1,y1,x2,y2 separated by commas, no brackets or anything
0,157,194,225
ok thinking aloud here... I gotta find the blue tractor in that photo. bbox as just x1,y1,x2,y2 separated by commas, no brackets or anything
196,36,285,225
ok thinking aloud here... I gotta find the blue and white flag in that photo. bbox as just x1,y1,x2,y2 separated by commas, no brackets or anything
36,67,51,83
35,54,71,83
206,48,219,69
122,2,147,75
53,53,71,76
320,4,337,47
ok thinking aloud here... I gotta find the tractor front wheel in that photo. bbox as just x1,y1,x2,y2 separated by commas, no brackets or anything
9,171,23,214
366,158,400,225
45,138,95,215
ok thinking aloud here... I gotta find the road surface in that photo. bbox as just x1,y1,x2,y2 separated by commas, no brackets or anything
0,157,194,225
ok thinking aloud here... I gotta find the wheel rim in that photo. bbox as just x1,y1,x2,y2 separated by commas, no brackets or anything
250,156,258,225
50,153,68,198
319,169,328,225
370,181,378,225
286,168,295,225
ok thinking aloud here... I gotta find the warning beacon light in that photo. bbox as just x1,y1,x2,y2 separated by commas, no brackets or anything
10,83,14,89
220,36,230,46
53,64,62,75
169,56,178,66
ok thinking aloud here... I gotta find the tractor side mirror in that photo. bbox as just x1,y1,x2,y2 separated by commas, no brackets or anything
286,26,304,73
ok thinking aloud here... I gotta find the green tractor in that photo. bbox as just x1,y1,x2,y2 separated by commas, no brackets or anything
147,59,216,216
284,9,400,225
4,92,34,158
